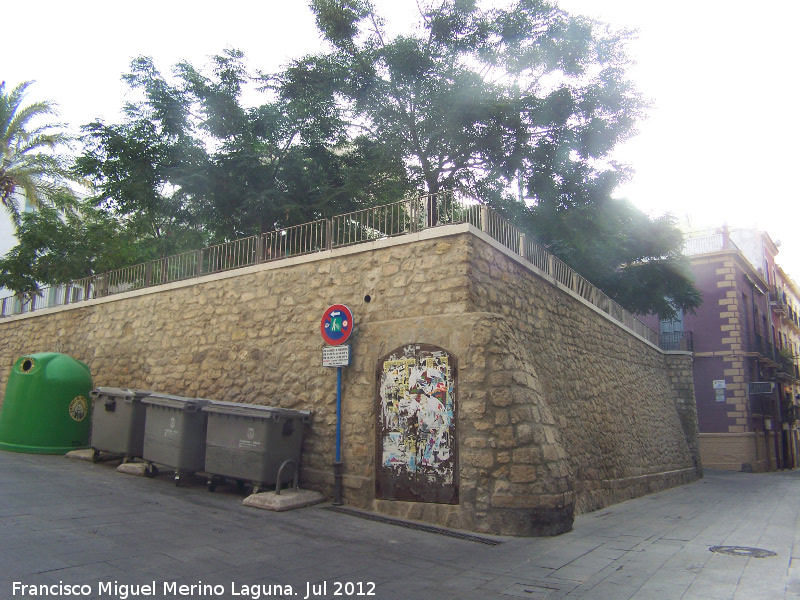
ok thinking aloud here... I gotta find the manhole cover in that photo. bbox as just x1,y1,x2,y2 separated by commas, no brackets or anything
709,546,777,558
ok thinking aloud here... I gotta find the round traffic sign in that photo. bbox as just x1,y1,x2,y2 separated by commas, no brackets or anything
321,304,354,345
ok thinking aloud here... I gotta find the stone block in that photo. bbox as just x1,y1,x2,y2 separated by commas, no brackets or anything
509,465,537,482
512,447,539,464
463,452,495,469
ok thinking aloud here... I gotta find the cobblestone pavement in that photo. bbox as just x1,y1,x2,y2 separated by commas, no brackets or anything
1,451,798,600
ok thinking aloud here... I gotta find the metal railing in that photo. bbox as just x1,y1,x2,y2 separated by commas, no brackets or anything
778,357,800,381
0,193,659,345
659,331,694,352
750,332,778,363
683,234,742,256
264,220,328,260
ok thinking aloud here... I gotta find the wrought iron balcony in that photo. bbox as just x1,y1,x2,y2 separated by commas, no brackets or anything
682,234,742,256
783,306,800,333
659,331,694,352
770,286,787,315
776,353,800,382
749,333,778,364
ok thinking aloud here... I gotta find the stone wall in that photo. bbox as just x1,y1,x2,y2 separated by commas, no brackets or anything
0,225,701,535
466,235,701,516
664,352,702,472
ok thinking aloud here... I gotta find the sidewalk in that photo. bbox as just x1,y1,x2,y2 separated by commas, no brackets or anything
0,450,798,599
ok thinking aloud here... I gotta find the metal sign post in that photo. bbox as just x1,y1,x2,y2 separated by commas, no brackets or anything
321,305,353,506
334,366,343,505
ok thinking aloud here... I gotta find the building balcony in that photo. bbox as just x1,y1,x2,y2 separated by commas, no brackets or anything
776,353,800,383
748,333,779,365
682,233,742,256
783,307,800,333
781,403,798,424
659,331,694,352
770,286,787,316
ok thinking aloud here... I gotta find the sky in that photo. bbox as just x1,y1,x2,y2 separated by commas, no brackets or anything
3,0,799,278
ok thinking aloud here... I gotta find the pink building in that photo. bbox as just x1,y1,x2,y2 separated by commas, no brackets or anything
646,226,800,471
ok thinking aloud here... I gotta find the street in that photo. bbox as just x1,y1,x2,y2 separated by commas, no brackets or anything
1,451,797,599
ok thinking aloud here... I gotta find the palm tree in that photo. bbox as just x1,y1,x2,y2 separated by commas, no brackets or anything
0,80,75,225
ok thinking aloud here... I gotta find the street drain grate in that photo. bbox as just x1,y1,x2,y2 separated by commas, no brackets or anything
709,546,777,558
322,506,504,546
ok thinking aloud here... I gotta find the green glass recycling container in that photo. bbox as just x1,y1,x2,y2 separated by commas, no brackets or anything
0,353,93,454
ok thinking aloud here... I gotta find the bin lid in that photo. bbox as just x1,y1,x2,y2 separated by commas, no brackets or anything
91,387,152,402
201,400,311,421
141,394,211,411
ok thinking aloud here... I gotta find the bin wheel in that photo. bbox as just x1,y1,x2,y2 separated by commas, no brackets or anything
208,477,220,493
90,449,99,463
144,464,159,478
251,484,261,495
175,473,182,487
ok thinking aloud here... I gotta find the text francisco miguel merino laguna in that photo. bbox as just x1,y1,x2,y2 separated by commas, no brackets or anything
12,580,377,598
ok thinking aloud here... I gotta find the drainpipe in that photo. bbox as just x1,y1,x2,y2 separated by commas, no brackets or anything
766,284,784,470
747,279,763,470
775,381,785,469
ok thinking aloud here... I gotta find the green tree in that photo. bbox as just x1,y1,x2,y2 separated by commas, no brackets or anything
299,0,640,197
511,196,702,318
0,193,148,296
75,57,208,258
294,0,698,318
76,51,410,248
0,81,77,225
181,49,410,239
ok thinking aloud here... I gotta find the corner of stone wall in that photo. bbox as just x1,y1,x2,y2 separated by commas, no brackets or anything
351,311,574,536
664,352,703,476
461,314,575,536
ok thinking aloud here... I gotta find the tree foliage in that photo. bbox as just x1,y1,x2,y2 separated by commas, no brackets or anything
287,0,698,318
0,80,77,225
0,193,147,296
298,0,641,199
75,50,410,245
1,2,701,318
74,56,209,259
506,196,702,317
179,50,409,239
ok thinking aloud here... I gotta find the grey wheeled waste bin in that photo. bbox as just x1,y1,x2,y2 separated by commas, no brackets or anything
141,394,211,485
202,402,311,493
90,388,151,461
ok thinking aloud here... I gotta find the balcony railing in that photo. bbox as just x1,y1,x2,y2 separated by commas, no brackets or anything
777,355,800,382
659,331,694,352
682,234,742,256
749,333,778,362
0,193,660,346
770,286,787,315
